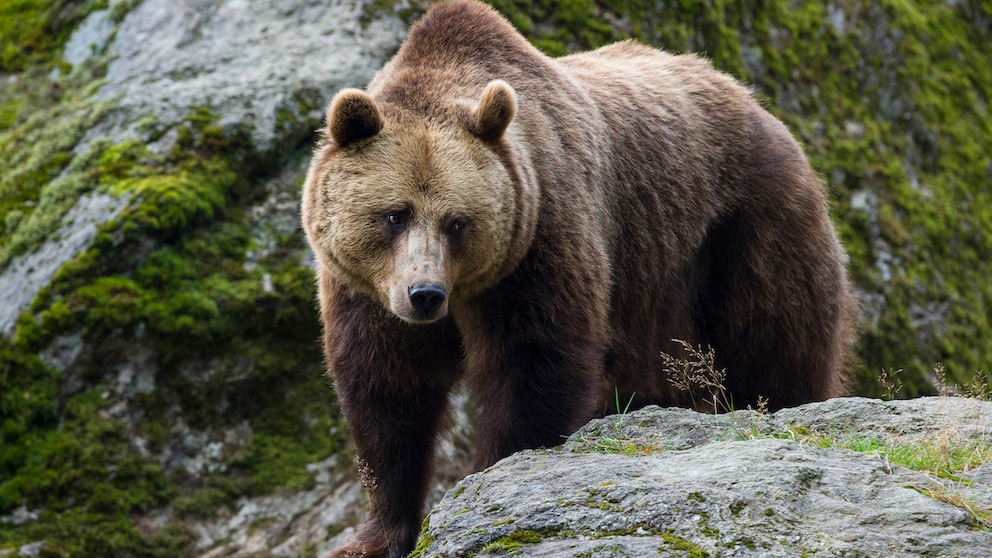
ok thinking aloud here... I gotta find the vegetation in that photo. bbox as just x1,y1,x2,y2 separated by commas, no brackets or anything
0,98,340,554
477,528,543,553
0,0,107,72
573,389,662,456
0,4,338,555
783,427,992,529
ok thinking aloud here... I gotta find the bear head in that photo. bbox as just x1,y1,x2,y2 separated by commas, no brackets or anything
303,80,533,324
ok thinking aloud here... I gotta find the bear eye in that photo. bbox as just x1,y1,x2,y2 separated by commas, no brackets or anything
385,210,408,229
447,217,468,237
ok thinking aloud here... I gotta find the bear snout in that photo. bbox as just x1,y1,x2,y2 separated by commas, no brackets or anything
407,283,447,318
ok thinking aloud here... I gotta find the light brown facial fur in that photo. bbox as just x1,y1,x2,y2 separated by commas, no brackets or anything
302,82,519,323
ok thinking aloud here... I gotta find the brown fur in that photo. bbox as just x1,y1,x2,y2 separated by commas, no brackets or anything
302,2,858,556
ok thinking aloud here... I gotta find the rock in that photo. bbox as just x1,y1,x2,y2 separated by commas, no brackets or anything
62,8,115,67
770,396,992,441
191,457,366,558
94,0,408,153
4,1,992,555
417,397,992,557
0,191,127,336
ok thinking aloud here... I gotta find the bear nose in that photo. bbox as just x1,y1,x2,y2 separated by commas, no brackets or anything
408,284,446,314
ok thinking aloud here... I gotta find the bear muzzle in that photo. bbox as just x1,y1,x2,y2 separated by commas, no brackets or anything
408,283,447,315
390,282,449,324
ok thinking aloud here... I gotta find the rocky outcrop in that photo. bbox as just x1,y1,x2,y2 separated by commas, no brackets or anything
0,192,126,335
418,398,992,557
1,1,412,555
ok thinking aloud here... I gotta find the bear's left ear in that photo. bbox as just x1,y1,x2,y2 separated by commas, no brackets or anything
326,88,384,148
470,80,516,142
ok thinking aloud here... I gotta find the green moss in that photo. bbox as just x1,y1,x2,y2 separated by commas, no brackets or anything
0,0,107,72
2,85,332,558
483,0,622,55
171,476,244,520
3,1,991,556
729,500,746,517
408,515,435,558
0,98,112,269
730,0,992,395
659,532,709,558
478,528,543,553
108,0,142,23
232,401,338,496
0,379,183,555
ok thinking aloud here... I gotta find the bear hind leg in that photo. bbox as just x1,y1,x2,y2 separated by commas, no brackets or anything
699,211,853,411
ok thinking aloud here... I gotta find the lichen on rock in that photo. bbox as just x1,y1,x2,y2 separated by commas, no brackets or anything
418,399,992,557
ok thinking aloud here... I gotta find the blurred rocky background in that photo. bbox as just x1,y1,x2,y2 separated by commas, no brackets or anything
0,0,990,556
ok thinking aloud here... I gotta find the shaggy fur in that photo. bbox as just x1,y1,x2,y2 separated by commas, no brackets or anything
302,2,858,556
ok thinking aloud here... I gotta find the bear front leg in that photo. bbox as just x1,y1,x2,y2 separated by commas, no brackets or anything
322,284,461,558
468,340,604,469
460,271,608,469
329,378,452,558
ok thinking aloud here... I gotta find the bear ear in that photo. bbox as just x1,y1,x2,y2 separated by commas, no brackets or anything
326,89,384,147
471,80,516,142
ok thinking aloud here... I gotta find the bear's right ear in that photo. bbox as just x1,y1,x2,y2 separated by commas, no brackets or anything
326,89,383,147
470,80,516,143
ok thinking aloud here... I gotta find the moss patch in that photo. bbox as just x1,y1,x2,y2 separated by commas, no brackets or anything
477,528,544,554
0,69,112,269
1,59,336,558
407,515,436,558
0,0,107,72
659,531,709,558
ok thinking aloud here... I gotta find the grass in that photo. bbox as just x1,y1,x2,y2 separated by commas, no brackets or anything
3,1,992,555
572,389,661,456
662,339,734,414
879,364,992,402
791,429,992,530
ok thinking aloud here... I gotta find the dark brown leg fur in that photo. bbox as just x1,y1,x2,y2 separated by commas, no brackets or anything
457,251,608,469
696,111,855,410
322,279,461,558
699,209,852,410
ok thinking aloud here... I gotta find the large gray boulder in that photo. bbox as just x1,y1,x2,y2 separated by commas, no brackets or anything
418,397,992,557
94,0,407,153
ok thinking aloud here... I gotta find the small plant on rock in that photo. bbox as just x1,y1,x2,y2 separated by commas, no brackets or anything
662,339,733,414
573,389,659,456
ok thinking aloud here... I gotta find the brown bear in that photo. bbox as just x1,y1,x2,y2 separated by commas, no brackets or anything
302,1,857,556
